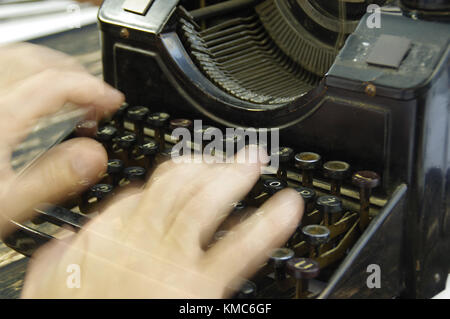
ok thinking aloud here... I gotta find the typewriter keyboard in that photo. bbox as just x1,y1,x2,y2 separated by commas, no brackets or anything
25,102,386,299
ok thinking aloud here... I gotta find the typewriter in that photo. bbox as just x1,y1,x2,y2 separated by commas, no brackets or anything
3,0,450,299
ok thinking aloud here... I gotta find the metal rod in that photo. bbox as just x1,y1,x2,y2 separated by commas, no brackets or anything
190,0,259,20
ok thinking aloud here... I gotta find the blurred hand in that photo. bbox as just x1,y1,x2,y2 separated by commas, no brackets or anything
77,0,103,6
0,43,124,236
22,147,304,298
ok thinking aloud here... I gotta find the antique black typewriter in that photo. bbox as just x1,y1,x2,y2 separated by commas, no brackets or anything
3,0,450,299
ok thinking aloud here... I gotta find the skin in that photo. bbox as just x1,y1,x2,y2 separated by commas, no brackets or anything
0,43,304,298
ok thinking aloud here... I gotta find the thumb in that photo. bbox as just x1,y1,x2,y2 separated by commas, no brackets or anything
0,138,107,236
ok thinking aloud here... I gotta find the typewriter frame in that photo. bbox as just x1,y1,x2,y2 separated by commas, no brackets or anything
2,0,449,299
97,0,450,298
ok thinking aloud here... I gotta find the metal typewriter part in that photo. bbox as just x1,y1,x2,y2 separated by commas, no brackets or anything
3,0,449,299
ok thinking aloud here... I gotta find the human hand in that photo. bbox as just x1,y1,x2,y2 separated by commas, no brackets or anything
77,0,103,6
0,43,124,236
22,146,304,298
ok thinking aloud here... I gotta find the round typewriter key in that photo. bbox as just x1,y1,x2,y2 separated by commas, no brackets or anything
124,166,147,181
120,166,147,187
323,161,350,196
138,141,159,156
136,141,159,169
316,195,343,226
302,225,330,258
127,106,150,122
231,201,246,215
75,120,98,138
287,258,320,299
295,186,316,213
235,280,257,299
97,125,118,154
127,106,150,143
116,133,137,163
117,133,137,149
147,112,170,149
91,184,114,201
294,152,321,187
271,147,294,181
80,184,114,214
263,179,287,195
106,159,124,186
97,125,117,141
352,171,380,231
147,112,170,128
170,118,193,131
268,248,295,281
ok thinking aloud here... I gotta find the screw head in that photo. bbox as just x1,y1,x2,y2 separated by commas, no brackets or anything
120,28,130,39
365,83,376,97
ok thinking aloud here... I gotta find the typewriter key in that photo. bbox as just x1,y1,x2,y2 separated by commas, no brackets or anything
113,102,129,133
235,280,257,299
147,112,170,149
316,195,343,226
120,166,147,187
158,145,183,164
127,106,150,143
287,258,320,299
231,201,246,215
323,161,350,196
263,179,287,195
169,119,193,150
268,248,295,281
96,125,118,155
271,147,294,182
136,141,159,170
116,133,137,164
202,126,221,156
302,225,330,258
295,186,316,213
294,152,321,188
80,184,114,214
352,171,380,231
104,159,124,186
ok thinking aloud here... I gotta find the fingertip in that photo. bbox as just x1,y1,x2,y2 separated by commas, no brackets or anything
102,83,125,110
66,138,108,182
267,188,304,232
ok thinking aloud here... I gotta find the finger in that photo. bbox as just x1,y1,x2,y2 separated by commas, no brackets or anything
166,145,269,248
128,159,207,238
0,43,85,90
217,206,258,233
0,138,107,235
1,69,124,138
204,188,304,292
